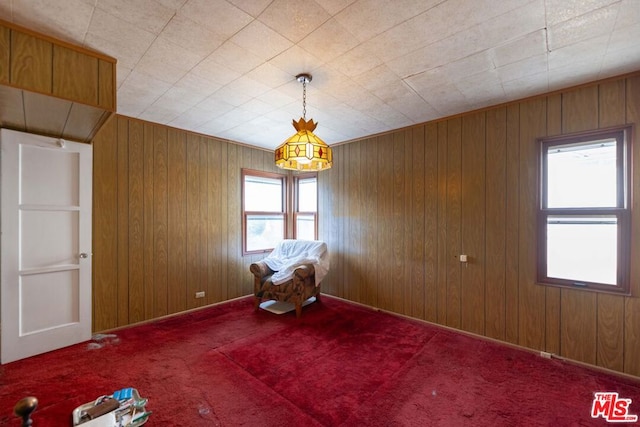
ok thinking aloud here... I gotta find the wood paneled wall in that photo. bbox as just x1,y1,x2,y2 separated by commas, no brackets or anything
92,116,278,331
318,73,640,377
91,73,640,378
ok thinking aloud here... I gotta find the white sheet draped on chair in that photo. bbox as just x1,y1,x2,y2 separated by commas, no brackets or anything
261,240,329,286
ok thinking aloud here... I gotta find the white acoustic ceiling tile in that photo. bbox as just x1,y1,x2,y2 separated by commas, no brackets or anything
456,71,505,103
156,85,207,110
191,55,242,86
404,67,450,94
224,77,272,99
227,0,272,17
342,87,384,114
117,93,161,118
138,102,184,124
197,108,248,133
245,63,293,89
496,53,549,84
548,34,609,71
208,85,253,108
159,15,225,58
616,0,640,29
259,0,332,43
299,18,360,63
169,104,225,129
265,106,304,125
357,65,401,99
502,71,548,101
369,78,415,105
491,30,547,68
418,81,470,116
601,43,640,77
334,0,442,43
486,4,546,46
174,73,223,99
195,120,232,136
115,64,132,89
256,89,297,110
440,51,495,83
178,0,253,38
330,43,384,78
547,61,601,92
155,0,189,10
238,98,273,115
314,0,358,15
85,8,156,66
136,38,204,82
7,0,94,44
547,3,619,51
608,22,640,52
269,45,326,77
207,41,265,75
230,20,293,61
386,34,460,78
362,12,445,64
134,59,186,86
544,0,619,26
95,0,175,35
386,92,440,123
360,98,410,124
192,97,236,118
117,71,172,110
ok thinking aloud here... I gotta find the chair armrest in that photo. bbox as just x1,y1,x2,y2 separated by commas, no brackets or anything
250,261,273,279
293,263,315,280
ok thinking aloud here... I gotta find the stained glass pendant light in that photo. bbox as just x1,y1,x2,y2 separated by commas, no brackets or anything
275,73,333,171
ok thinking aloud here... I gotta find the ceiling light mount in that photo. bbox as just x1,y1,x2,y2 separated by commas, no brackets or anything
296,73,312,84
274,73,333,171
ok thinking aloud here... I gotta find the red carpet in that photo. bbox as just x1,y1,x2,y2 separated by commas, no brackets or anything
1,296,639,426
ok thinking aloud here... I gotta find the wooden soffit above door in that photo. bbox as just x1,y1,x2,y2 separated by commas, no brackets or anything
0,85,113,143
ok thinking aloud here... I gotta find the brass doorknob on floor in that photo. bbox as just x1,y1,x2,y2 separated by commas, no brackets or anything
14,396,38,427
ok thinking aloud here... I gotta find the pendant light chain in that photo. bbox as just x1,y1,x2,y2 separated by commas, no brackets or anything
302,78,307,120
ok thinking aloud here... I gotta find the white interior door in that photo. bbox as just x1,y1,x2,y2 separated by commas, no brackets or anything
1,128,92,364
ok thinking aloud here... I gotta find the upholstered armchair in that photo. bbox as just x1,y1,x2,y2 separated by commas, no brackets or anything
250,240,329,318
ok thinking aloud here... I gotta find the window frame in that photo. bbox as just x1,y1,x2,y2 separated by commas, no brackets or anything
242,169,318,255
536,125,632,295
293,173,318,241
242,169,287,255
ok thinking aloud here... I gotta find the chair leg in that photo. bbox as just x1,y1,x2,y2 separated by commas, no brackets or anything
254,297,261,312
315,292,321,303
295,302,302,318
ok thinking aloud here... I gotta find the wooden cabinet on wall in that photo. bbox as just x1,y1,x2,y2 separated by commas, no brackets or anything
0,19,115,142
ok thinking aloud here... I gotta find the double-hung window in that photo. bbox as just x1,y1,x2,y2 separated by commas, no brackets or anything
242,169,318,254
242,171,286,254
294,174,318,241
537,126,632,294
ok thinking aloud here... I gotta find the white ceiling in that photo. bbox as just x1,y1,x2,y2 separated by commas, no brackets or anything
1,0,639,150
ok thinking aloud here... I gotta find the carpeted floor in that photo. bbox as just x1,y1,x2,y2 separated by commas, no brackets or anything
1,295,639,426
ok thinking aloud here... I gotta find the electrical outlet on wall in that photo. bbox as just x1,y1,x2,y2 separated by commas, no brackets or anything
195,291,205,299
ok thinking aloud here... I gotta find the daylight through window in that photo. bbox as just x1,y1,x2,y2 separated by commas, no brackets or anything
242,169,318,254
537,126,631,294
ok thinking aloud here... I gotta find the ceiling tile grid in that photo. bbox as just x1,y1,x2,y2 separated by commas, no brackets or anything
0,0,638,149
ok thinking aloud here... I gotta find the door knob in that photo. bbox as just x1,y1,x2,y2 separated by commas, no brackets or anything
79,253,88,259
